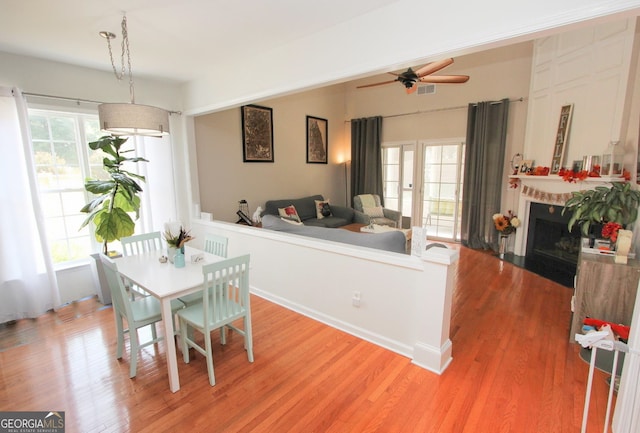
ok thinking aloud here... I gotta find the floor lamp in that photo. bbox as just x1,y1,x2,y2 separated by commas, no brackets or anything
343,160,351,207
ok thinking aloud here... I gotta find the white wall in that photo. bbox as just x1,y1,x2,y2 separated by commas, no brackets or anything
190,218,459,374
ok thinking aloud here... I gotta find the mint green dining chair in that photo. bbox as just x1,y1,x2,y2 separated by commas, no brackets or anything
177,254,253,386
178,233,228,307
100,254,184,378
121,231,163,298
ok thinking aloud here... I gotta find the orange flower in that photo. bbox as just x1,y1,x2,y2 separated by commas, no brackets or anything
494,216,509,231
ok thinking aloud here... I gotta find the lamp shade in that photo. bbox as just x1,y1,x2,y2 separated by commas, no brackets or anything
98,103,170,137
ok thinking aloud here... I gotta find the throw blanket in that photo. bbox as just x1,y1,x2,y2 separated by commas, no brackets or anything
359,194,376,209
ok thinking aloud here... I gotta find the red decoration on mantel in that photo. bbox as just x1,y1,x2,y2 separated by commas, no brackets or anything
526,166,550,176
559,168,589,183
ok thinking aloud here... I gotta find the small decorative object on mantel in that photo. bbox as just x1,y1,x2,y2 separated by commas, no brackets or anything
550,104,573,175
601,140,624,177
492,211,520,258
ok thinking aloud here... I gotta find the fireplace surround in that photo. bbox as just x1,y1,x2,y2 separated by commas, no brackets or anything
510,175,624,287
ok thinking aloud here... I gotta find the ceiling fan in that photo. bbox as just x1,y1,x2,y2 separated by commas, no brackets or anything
357,58,469,94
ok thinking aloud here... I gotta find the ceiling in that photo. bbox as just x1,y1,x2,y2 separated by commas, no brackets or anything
0,0,401,84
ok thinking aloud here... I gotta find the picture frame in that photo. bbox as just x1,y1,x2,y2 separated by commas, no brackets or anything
241,104,274,162
520,160,533,173
572,160,583,172
549,104,573,175
306,115,328,164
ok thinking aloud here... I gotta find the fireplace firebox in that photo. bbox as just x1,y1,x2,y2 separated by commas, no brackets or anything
522,202,581,287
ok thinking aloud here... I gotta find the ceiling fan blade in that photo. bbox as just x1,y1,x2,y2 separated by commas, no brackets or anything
356,79,398,89
415,58,454,77
418,75,470,84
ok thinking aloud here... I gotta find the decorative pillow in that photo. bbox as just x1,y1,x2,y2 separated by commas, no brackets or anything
280,217,304,226
278,205,301,222
315,200,332,219
363,206,385,218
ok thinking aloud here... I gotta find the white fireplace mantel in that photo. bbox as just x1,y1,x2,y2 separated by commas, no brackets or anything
512,175,628,256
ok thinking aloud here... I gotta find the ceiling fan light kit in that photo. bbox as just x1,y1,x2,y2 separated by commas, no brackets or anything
357,58,469,94
98,15,170,137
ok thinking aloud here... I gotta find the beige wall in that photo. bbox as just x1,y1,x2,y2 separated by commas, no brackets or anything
194,85,350,222
195,42,534,222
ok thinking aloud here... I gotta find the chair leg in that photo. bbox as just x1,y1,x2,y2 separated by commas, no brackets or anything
205,330,216,386
180,318,190,364
220,326,226,345
150,322,157,341
115,313,124,359
129,328,139,378
245,316,254,363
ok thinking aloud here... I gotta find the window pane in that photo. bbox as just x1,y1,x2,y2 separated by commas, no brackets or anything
40,193,63,217
29,116,50,140
54,141,79,165
50,117,76,141
61,191,86,215
384,147,400,164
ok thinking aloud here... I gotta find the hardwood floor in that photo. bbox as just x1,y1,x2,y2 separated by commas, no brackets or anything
0,246,613,432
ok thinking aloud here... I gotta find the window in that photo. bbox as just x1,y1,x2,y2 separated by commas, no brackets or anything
29,109,104,264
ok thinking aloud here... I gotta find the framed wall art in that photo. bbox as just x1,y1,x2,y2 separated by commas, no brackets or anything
241,104,274,162
306,115,328,164
550,104,573,174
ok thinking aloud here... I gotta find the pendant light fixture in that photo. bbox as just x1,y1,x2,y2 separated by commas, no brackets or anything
98,15,170,137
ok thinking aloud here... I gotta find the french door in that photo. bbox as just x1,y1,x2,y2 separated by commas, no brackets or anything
382,139,465,241
420,139,465,240
382,142,415,226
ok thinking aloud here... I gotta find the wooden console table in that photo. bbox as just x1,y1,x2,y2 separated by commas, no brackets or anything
569,252,640,342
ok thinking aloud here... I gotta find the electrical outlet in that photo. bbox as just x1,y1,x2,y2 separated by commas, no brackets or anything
352,291,361,307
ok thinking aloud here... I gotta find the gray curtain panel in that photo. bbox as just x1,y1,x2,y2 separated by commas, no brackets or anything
460,99,510,250
350,116,383,207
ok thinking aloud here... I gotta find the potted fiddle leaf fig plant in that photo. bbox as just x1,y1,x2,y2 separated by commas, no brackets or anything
562,182,640,239
80,135,148,255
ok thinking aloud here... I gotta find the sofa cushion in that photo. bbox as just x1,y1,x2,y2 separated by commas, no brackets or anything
278,205,301,222
315,200,332,219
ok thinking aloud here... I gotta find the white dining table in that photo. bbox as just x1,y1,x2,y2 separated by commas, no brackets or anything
115,245,221,392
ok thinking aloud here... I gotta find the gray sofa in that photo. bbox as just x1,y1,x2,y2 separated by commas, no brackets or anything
261,194,355,228
261,215,407,253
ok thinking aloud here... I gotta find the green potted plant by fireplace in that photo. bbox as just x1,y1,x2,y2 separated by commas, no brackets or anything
79,135,148,303
562,182,640,246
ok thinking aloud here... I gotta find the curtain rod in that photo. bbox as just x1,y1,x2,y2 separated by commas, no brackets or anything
349,97,525,121
22,91,103,105
21,91,181,115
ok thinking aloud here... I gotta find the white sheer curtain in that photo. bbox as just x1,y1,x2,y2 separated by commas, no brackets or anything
0,87,60,323
130,134,178,234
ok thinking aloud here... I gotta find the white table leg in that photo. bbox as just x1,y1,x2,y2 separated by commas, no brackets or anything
161,298,180,392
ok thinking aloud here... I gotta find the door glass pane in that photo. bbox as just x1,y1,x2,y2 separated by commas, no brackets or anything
382,147,401,212
401,149,413,218
423,143,464,240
